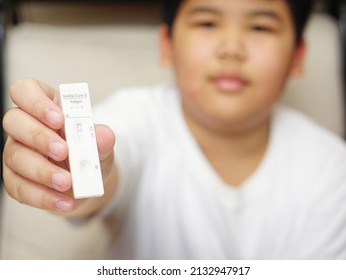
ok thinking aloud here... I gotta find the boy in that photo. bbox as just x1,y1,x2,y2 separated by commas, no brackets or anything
2,0,346,259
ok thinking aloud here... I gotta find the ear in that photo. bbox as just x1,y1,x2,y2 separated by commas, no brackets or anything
158,24,173,68
289,39,306,77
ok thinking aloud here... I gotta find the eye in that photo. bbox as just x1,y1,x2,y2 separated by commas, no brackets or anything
193,20,217,29
200,21,216,28
251,25,273,33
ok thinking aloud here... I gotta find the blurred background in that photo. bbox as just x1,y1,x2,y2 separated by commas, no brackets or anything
0,0,345,259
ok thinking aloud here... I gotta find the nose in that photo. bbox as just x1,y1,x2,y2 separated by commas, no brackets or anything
216,28,246,61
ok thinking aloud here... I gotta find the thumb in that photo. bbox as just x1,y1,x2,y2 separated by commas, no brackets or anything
95,124,116,161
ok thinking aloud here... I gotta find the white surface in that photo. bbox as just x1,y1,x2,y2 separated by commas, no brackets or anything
60,83,104,199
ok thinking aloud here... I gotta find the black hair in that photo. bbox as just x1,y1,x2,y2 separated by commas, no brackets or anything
161,0,314,43
287,0,314,42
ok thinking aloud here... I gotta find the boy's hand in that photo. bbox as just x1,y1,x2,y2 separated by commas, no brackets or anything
2,79,116,216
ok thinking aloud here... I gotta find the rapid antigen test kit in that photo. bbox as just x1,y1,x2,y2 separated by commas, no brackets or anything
59,83,104,199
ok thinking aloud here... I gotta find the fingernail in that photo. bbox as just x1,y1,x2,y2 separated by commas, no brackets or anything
49,141,65,157
56,200,72,212
46,109,62,127
52,173,68,189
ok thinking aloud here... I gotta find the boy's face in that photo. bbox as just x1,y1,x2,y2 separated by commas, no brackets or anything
160,0,305,133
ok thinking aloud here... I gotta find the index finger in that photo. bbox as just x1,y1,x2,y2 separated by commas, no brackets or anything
10,78,64,130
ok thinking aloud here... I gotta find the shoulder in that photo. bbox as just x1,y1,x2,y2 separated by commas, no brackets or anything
272,106,346,157
270,106,346,211
270,106,346,187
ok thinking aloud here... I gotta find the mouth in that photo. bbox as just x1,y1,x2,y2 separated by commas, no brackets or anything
212,73,249,93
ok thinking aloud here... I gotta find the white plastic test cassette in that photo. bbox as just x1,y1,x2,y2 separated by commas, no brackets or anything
59,83,104,199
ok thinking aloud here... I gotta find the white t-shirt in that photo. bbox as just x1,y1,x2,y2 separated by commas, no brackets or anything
93,84,346,259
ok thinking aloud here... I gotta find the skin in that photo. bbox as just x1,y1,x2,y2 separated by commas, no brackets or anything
160,0,305,186
2,0,305,217
2,80,117,217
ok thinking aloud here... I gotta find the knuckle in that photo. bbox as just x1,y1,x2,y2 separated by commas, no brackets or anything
2,108,16,133
40,195,53,210
36,163,52,186
2,168,14,197
5,175,25,204
2,141,11,166
14,182,26,205
9,79,32,101
31,99,46,118
4,184,16,201
3,163,51,210
32,127,47,149
5,143,18,170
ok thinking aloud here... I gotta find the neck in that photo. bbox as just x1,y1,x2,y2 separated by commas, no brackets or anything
183,111,270,158
182,106,270,186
